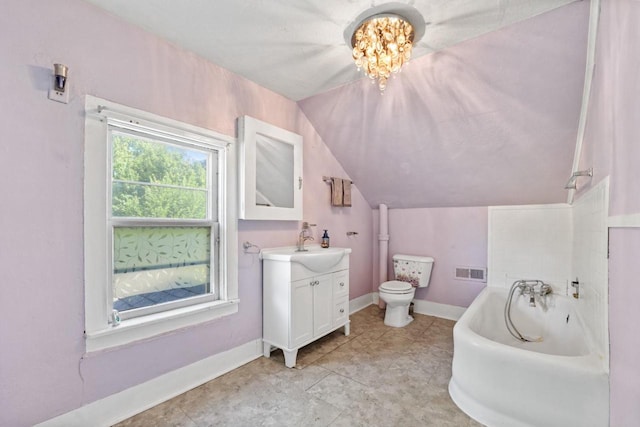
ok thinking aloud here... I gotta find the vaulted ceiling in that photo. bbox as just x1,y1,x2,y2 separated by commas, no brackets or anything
84,0,590,208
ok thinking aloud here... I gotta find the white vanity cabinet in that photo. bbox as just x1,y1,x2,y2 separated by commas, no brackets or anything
261,247,351,368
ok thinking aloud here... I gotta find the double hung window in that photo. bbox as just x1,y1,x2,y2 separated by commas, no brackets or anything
84,96,238,351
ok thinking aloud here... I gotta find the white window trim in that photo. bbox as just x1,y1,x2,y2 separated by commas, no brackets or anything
84,95,238,353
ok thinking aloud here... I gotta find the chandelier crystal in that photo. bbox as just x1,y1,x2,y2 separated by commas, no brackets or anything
351,14,414,91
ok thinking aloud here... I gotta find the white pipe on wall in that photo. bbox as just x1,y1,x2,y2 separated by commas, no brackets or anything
566,0,600,204
378,204,389,308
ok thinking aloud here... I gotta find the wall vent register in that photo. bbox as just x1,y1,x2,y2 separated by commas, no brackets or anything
455,267,487,283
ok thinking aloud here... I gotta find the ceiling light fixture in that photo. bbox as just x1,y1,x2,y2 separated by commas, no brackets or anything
351,13,414,92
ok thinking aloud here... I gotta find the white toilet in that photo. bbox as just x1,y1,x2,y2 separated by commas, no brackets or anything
378,254,434,327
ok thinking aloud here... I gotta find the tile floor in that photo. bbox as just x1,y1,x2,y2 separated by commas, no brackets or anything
115,305,482,426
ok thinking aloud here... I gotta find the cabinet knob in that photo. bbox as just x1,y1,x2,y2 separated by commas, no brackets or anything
339,308,345,313
340,282,345,287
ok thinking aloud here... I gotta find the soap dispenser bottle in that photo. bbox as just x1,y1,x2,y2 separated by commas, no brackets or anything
321,230,330,248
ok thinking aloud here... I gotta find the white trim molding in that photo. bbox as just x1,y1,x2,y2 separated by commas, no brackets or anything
608,213,640,228
36,339,263,427
349,293,374,314
412,299,466,321
86,299,239,353
373,292,380,305
39,292,378,426
83,95,239,352
372,292,467,321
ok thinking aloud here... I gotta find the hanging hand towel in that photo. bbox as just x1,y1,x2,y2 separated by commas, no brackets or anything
343,180,352,207
331,177,343,206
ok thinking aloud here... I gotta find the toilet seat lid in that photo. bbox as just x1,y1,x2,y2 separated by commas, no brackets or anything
379,280,413,293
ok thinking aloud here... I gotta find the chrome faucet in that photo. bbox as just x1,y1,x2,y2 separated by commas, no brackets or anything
515,280,552,308
539,282,552,297
522,284,537,307
296,222,315,252
528,291,536,307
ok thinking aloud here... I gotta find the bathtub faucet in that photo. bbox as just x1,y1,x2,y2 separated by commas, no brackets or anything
539,283,552,297
514,280,551,308
506,280,551,342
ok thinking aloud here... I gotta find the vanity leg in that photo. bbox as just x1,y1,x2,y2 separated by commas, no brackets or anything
263,341,272,358
283,349,298,368
344,320,350,337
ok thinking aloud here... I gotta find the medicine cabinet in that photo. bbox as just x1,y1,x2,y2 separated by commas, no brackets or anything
238,116,303,220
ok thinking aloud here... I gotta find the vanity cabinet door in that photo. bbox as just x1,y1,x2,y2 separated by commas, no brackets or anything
313,273,333,337
290,278,313,348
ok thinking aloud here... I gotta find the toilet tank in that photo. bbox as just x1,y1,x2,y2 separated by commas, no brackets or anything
392,254,434,288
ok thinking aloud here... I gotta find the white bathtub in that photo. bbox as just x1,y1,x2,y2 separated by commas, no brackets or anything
449,287,609,427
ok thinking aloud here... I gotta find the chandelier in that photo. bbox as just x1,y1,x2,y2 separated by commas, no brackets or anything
351,14,415,91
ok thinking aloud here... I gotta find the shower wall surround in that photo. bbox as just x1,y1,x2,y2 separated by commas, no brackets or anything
488,204,572,294
571,178,609,370
488,178,610,370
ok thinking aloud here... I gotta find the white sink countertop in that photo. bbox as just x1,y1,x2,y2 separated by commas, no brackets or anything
260,245,352,272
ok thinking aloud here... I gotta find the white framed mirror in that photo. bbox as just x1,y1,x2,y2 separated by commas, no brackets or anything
238,116,303,220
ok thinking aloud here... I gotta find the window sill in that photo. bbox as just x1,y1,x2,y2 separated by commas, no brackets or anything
85,299,239,353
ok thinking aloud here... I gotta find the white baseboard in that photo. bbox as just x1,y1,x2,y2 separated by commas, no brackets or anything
37,295,460,426
349,293,374,314
412,299,466,321
372,292,466,321
37,339,263,427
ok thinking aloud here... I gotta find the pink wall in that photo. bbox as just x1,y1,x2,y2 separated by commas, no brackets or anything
608,229,640,425
385,207,488,307
299,2,589,210
5,0,638,424
577,1,640,425
0,1,372,425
